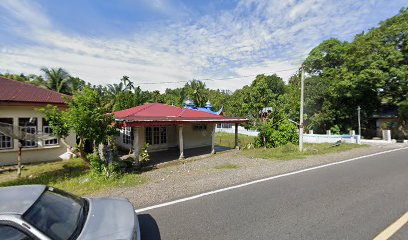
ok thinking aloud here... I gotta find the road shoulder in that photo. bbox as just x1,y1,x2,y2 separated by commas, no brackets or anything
92,143,407,208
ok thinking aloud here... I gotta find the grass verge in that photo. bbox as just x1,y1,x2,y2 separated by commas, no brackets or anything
244,143,367,160
0,158,146,196
214,163,240,170
215,132,256,149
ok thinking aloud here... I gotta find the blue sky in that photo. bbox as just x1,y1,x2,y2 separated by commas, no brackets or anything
0,0,406,91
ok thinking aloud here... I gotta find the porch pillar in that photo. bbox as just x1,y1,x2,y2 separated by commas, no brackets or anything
132,127,140,163
13,117,18,150
211,124,216,154
37,117,43,148
234,123,239,149
178,125,184,159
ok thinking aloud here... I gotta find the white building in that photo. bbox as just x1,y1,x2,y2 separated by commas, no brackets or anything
0,77,76,166
114,103,247,159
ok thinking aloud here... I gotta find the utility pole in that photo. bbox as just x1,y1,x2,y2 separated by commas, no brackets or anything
357,106,361,137
299,67,305,152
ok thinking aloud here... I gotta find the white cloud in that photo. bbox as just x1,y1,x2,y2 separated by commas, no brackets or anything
0,0,400,92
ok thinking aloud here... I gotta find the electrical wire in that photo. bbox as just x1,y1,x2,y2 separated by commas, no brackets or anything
135,67,300,85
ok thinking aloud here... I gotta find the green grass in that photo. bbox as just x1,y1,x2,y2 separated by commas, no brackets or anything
244,143,367,160
214,163,240,170
215,132,256,149
0,158,146,196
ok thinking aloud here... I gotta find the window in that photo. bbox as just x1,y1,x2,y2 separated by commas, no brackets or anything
216,123,232,128
193,125,207,131
122,127,133,145
153,127,160,144
23,187,86,240
19,118,37,148
145,127,152,145
0,225,32,240
0,118,13,150
145,127,166,145
160,127,167,144
43,119,59,146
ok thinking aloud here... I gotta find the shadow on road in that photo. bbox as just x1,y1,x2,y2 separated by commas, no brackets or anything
139,214,161,240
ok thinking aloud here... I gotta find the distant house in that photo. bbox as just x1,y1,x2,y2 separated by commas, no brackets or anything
370,104,406,139
114,103,247,159
259,107,273,122
0,77,76,165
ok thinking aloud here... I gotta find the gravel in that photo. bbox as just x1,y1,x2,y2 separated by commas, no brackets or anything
91,143,407,209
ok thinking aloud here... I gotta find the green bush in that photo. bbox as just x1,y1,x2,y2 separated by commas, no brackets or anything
256,119,299,148
88,154,103,175
88,153,123,177
139,143,150,166
330,125,341,135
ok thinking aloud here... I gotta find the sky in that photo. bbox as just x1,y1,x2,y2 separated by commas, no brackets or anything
0,0,406,92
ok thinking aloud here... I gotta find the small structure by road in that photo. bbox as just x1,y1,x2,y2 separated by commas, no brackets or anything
114,103,247,160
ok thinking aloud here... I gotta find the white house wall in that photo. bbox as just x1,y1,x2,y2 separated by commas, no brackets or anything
116,124,215,152
181,124,214,149
0,106,76,166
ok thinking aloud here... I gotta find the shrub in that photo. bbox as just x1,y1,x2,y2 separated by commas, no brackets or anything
139,143,150,166
256,119,299,148
88,154,103,176
330,125,341,135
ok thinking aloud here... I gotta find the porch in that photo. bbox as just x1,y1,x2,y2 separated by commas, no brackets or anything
117,124,241,161
146,145,232,166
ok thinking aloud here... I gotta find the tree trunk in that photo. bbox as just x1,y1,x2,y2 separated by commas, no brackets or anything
17,142,22,177
60,137,79,158
98,143,107,163
60,137,71,149
78,137,89,166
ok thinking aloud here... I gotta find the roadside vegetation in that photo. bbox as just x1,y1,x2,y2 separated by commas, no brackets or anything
0,158,146,196
216,132,365,160
215,132,256,149
244,143,367,160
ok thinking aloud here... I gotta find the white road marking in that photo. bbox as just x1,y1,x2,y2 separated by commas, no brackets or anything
373,210,408,240
136,146,408,212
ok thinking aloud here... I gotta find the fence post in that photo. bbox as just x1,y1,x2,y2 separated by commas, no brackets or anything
382,130,391,142
326,130,331,135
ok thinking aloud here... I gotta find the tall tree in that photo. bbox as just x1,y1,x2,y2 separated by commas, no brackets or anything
41,68,72,94
185,80,208,107
66,87,117,163
303,8,408,135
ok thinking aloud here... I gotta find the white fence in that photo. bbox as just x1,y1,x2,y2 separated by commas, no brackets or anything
216,126,259,137
216,126,362,144
303,134,361,144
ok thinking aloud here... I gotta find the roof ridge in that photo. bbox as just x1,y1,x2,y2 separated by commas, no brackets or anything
129,103,157,116
0,76,69,97
178,107,188,117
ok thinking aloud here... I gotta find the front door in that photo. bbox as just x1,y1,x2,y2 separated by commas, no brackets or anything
145,126,167,151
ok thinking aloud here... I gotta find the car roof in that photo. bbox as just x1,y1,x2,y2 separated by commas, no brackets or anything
0,185,46,215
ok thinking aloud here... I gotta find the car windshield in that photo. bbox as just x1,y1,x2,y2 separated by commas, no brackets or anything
23,187,86,240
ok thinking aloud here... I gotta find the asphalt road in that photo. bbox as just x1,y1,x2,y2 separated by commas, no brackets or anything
139,148,408,240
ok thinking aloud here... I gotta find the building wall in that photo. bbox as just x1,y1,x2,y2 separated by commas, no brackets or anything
180,124,213,149
0,106,76,166
116,124,215,153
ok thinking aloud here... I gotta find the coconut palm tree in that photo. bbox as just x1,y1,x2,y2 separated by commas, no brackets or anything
41,68,71,94
121,75,134,91
186,80,208,107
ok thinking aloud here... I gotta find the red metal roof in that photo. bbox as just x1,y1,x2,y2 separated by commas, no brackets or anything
0,77,67,105
114,103,247,126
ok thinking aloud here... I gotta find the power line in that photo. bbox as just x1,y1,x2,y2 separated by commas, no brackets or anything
136,67,299,85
